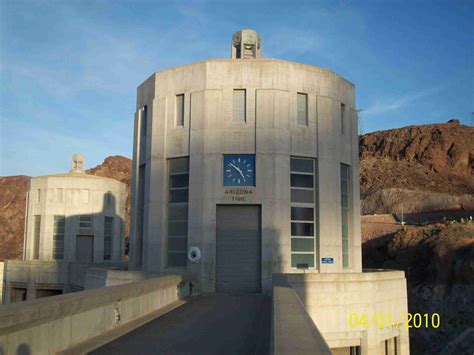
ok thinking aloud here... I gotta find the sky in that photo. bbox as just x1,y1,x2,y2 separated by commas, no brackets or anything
0,0,473,176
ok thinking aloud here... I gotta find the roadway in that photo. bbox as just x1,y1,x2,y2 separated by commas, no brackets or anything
92,293,271,355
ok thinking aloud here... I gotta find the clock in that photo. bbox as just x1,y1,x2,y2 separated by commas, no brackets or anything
223,154,255,186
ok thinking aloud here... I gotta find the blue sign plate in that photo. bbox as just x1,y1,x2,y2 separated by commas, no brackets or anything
321,257,334,264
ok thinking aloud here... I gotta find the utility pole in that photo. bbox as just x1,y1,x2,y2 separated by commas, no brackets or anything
356,109,364,135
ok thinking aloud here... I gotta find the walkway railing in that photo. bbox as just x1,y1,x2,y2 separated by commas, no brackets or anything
271,273,331,354
0,273,194,354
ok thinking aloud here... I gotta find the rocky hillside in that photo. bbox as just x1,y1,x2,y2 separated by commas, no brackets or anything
0,176,30,261
0,156,132,261
360,119,474,214
362,218,474,354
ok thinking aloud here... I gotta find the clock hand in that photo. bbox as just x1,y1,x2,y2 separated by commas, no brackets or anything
229,163,246,182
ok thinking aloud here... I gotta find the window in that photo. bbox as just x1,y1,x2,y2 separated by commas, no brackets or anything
341,103,345,134
341,164,350,268
104,217,113,261
233,89,246,122
79,215,93,230
176,94,184,126
290,157,317,268
53,215,65,260
33,215,41,259
139,106,148,163
167,157,189,267
36,189,41,203
136,164,146,266
350,346,361,355
297,93,308,126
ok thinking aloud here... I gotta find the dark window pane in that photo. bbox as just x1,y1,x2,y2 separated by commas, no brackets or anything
167,252,187,267
341,164,350,180
341,212,348,227
291,238,314,252
170,189,188,203
341,182,348,195
168,237,187,252
169,157,189,174
168,221,188,236
291,158,313,173
291,254,315,268
341,194,348,208
170,174,189,188
291,189,313,203
291,222,314,236
342,238,349,250
343,253,349,268
291,207,314,221
169,205,188,221
342,224,349,238
291,174,313,188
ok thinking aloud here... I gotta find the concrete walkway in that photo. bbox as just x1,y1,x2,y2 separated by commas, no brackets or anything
92,293,271,355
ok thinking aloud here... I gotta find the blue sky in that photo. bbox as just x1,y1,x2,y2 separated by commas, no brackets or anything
1,0,473,176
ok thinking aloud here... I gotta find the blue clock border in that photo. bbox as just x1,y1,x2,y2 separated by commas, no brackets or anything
223,154,256,187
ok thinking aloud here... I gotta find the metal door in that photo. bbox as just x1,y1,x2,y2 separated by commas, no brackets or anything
216,205,261,293
75,235,94,262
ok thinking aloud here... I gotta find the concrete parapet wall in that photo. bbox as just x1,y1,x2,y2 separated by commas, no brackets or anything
287,270,410,354
271,274,331,354
84,269,145,290
0,273,194,354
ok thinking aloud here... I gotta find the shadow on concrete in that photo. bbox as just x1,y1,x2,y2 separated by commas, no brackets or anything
5,192,126,303
92,293,271,355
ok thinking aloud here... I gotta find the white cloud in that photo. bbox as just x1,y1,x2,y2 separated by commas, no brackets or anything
364,86,444,117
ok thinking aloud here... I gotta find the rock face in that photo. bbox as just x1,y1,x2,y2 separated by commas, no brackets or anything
0,176,30,261
362,220,474,354
360,120,474,214
0,156,132,261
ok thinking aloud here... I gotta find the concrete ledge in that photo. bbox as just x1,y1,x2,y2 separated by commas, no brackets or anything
0,273,195,354
286,269,406,284
59,297,191,354
271,274,331,355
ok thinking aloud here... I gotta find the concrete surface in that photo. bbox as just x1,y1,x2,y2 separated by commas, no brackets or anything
24,155,127,263
271,274,331,354
129,57,361,293
0,274,194,354
288,271,410,354
92,293,271,355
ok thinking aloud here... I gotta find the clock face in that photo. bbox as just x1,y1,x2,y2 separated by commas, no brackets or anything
223,154,255,186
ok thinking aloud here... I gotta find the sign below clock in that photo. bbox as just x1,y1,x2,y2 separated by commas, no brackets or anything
223,154,255,187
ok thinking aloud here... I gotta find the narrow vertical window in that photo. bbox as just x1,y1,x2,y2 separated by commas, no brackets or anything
136,164,145,266
36,189,41,203
176,94,184,126
167,157,189,267
290,157,317,268
104,217,113,261
53,215,65,260
139,106,147,163
297,93,308,126
33,215,41,259
233,89,246,122
341,163,350,268
341,103,345,134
